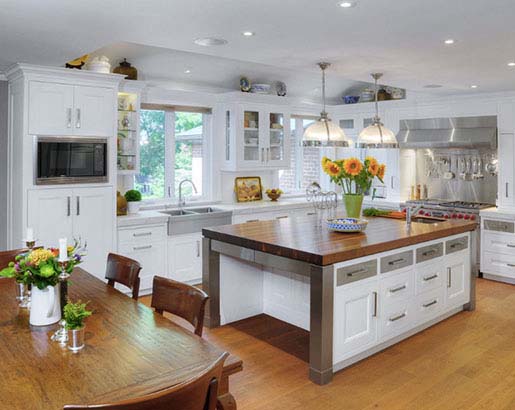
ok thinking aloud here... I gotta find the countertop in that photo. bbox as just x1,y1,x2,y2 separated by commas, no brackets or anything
480,206,515,220
117,197,403,227
202,216,477,266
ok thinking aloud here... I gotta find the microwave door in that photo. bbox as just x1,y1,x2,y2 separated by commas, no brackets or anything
68,143,106,177
38,142,70,178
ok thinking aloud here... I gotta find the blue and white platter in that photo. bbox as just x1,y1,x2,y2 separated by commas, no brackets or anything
326,218,368,233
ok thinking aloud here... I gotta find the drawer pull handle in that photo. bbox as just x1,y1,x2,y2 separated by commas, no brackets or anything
507,263,515,268
423,300,438,308
307,212,316,216
389,285,407,293
372,291,378,317
507,244,515,248
449,241,465,249
389,312,406,322
388,258,406,266
423,274,438,282
276,216,288,219
246,219,259,223
133,245,152,251
133,232,152,237
346,268,368,277
422,249,437,256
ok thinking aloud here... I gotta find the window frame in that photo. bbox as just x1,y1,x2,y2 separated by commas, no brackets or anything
135,108,212,204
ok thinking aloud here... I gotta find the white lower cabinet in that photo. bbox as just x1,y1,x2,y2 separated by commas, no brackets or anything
167,233,202,284
481,217,515,282
117,224,167,294
333,233,471,366
28,186,114,276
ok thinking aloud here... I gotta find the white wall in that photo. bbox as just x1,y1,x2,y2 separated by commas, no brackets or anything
0,81,7,250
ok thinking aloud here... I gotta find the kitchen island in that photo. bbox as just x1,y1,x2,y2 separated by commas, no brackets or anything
202,216,477,385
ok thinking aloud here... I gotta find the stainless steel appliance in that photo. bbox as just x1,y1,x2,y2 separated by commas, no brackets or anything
36,137,108,185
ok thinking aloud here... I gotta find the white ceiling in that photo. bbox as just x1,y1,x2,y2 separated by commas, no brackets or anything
2,0,515,99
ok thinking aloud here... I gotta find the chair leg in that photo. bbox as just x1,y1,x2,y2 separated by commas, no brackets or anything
217,393,237,410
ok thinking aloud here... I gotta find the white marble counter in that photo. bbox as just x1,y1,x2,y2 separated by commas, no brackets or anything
117,210,169,228
480,207,515,220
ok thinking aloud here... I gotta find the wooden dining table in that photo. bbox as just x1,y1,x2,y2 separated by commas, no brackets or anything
0,268,241,410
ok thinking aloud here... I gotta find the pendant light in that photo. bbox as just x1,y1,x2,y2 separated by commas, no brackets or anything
303,62,351,147
357,73,399,148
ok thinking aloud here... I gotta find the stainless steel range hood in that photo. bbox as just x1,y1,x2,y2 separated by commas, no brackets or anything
396,116,497,149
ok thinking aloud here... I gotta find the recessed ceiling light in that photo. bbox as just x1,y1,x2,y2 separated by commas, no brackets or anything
242,31,255,37
508,62,515,67
444,39,455,45
194,37,228,46
424,84,443,88
184,69,191,74
338,1,357,8
470,85,478,89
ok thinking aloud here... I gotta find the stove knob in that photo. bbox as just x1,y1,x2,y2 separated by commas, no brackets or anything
458,214,464,219
464,214,471,220
419,210,425,215
402,208,407,213
451,214,458,219
470,215,476,221
444,214,450,219
425,212,432,217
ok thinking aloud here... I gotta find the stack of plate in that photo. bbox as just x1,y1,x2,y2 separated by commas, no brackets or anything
326,218,368,233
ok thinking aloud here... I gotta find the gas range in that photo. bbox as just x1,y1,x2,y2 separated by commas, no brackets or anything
404,199,494,222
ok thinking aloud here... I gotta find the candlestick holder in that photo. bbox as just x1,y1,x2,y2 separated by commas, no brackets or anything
51,259,70,344
17,239,37,308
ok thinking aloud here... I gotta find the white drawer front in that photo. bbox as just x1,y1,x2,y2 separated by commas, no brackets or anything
415,262,445,295
483,232,515,256
380,269,414,307
482,251,515,279
379,298,413,341
118,225,166,246
415,287,445,323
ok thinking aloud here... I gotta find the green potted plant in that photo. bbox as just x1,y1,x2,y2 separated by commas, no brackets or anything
125,189,142,214
64,300,92,352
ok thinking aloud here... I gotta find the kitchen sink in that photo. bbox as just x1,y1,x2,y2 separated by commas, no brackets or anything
160,207,233,235
411,216,447,224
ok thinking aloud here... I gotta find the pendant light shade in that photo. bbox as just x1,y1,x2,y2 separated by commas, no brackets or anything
357,73,399,148
303,62,351,147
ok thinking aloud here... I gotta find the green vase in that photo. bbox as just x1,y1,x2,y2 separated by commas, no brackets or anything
343,194,364,219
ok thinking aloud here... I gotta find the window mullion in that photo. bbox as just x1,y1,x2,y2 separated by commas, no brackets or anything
165,111,176,199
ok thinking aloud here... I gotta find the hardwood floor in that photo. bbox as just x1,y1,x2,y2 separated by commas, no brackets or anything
141,278,515,409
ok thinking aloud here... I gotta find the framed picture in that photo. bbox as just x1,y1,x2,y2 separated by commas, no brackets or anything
234,176,263,202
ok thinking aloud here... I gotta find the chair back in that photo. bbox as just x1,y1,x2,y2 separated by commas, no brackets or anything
151,276,209,336
64,352,228,410
0,248,30,271
105,253,142,300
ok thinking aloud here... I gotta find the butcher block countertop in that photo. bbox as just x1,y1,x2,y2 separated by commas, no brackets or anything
202,216,477,266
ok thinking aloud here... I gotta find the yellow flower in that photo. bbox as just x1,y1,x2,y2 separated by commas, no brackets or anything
324,161,342,177
29,248,54,267
368,162,379,176
365,156,378,166
321,156,330,167
377,164,386,180
343,158,363,176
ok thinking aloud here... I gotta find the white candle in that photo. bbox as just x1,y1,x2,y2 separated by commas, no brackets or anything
26,227,34,242
59,238,68,261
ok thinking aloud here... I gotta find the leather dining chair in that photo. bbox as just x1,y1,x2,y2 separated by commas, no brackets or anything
64,351,228,410
0,248,31,271
151,276,209,337
105,253,142,300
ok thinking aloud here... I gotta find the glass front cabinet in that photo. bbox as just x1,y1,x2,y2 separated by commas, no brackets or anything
222,104,291,171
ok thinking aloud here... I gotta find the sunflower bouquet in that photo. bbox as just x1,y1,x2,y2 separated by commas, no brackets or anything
322,156,386,218
0,239,86,289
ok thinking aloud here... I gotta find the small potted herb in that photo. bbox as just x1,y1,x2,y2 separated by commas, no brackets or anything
124,189,142,214
64,300,92,352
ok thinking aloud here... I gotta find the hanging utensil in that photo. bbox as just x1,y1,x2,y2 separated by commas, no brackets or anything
443,156,455,180
463,158,473,181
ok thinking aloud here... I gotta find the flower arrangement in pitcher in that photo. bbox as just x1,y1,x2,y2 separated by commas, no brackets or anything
0,239,86,289
322,156,386,218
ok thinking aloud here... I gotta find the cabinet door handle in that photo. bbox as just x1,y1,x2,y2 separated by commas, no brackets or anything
447,267,452,288
196,240,200,257
261,148,265,163
506,182,509,198
423,274,438,282
167,186,171,197
76,108,81,128
306,212,316,216
66,108,72,128
389,312,407,322
133,232,152,237
507,263,515,268
67,196,71,216
76,196,80,216
133,245,152,251
388,258,406,266
389,284,407,293
267,147,270,162
507,244,515,248
276,215,288,220
391,176,394,189
423,300,438,308
372,291,378,317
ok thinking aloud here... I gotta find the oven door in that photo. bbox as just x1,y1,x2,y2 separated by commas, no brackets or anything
36,137,108,185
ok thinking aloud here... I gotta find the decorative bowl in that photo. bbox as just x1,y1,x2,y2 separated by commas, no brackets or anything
343,95,360,104
251,84,271,94
266,188,283,201
327,218,368,233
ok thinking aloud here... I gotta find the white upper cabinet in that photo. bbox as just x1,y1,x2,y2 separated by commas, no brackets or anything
498,132,515,209
28,81,115,137
73,86,115,137
28,81,74,135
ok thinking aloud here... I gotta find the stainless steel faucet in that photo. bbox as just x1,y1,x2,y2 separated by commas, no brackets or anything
178,179,198,208
406,205,423,226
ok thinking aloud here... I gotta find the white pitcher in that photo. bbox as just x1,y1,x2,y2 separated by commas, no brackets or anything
29,285,61,326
